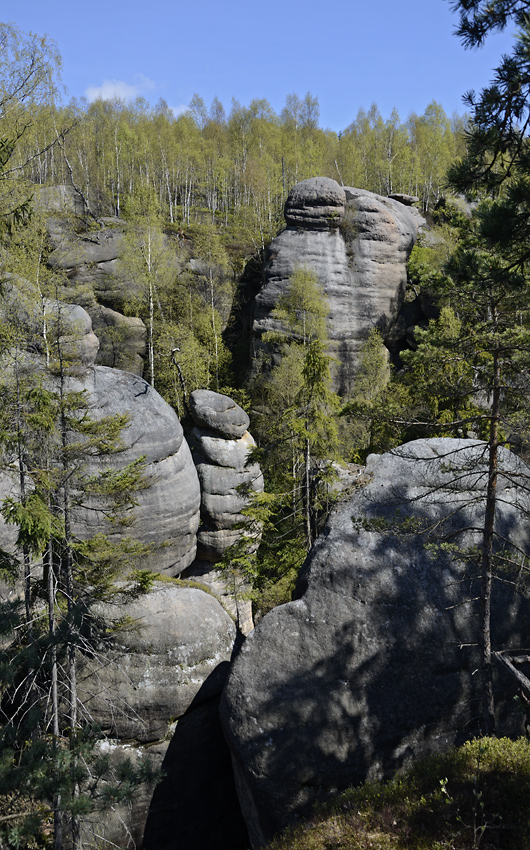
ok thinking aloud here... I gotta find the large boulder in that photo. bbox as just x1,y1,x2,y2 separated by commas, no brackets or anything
251,178,424,394
189,389,250,439
0,278,199,574
284,176,346,230
78,583,236,742
220,438,530,847
68,366,201,575
76,582,247,850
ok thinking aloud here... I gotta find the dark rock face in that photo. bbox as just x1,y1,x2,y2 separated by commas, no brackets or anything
220,439,530,847
143,695,249,850
67,366,201,575
251,179,424,394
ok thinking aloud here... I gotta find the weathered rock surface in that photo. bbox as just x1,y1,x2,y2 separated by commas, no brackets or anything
68,366,201,575
188,391,264,564
33,184,87,217
284,176,346,229
251,177,424,394
76,582,246,849
90,304,146,375
46,218,132,310
0,274,100,367
221,438,530,847
79,583,236,741
189,389,250,439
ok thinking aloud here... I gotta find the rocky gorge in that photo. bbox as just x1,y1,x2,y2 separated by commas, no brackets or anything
1,177,529,850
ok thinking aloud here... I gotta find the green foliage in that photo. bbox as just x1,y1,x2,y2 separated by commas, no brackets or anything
340,329,391,461
265,266,328,348
241,269,341,613
0,288,152,848
268,737,530,850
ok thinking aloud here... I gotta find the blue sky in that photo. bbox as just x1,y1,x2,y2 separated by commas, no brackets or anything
8,0,516,131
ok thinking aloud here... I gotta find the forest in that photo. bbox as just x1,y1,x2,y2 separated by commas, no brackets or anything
3,1,530,847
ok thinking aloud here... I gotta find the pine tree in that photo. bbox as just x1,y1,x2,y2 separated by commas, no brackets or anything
0,291,154,849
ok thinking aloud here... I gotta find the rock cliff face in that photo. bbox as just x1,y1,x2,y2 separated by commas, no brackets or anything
220,438,530,847
251,177,424,394
45,214,148,375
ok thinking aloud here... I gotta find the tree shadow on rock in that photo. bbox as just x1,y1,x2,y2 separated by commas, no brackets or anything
220,442,530,846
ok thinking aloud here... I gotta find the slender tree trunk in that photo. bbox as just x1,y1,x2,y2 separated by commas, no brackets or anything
14,357,32,631
58,331,80,850
47,541,62,850
480,343,500,736
304,432,311,551
149,277,155,388
209,271,219,390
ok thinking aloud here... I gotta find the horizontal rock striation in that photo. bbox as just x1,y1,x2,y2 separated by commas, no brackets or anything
188,390,264,564
76,582,245,849
68,365,201,575
79,582,236,742
251,177,424,394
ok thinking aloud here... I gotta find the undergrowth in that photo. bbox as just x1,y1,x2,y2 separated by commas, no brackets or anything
268,737,530,850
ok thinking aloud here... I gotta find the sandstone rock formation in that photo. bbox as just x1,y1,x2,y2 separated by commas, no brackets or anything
79,582,236,742
0,275,200,574
0,273,100,367
45,216,147,374
221,438,530,847
90,304,146,374
47,218,130,309
33,184,87,218
68,365,201,575
251,177,424,394
188,390,264,562
76,582,247,850
189,389,251,438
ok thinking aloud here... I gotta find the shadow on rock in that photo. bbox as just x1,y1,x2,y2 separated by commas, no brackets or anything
143,664,249,850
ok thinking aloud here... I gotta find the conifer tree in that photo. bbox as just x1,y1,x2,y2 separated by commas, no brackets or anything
243,268,339,610
0,288,154,849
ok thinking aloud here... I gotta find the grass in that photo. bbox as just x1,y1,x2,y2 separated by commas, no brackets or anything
268,737,530,850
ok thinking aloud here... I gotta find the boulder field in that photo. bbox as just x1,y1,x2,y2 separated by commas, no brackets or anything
220,439,530,847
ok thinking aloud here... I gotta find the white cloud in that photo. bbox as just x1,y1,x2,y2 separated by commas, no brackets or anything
169,104,189,118
85,75,155,103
